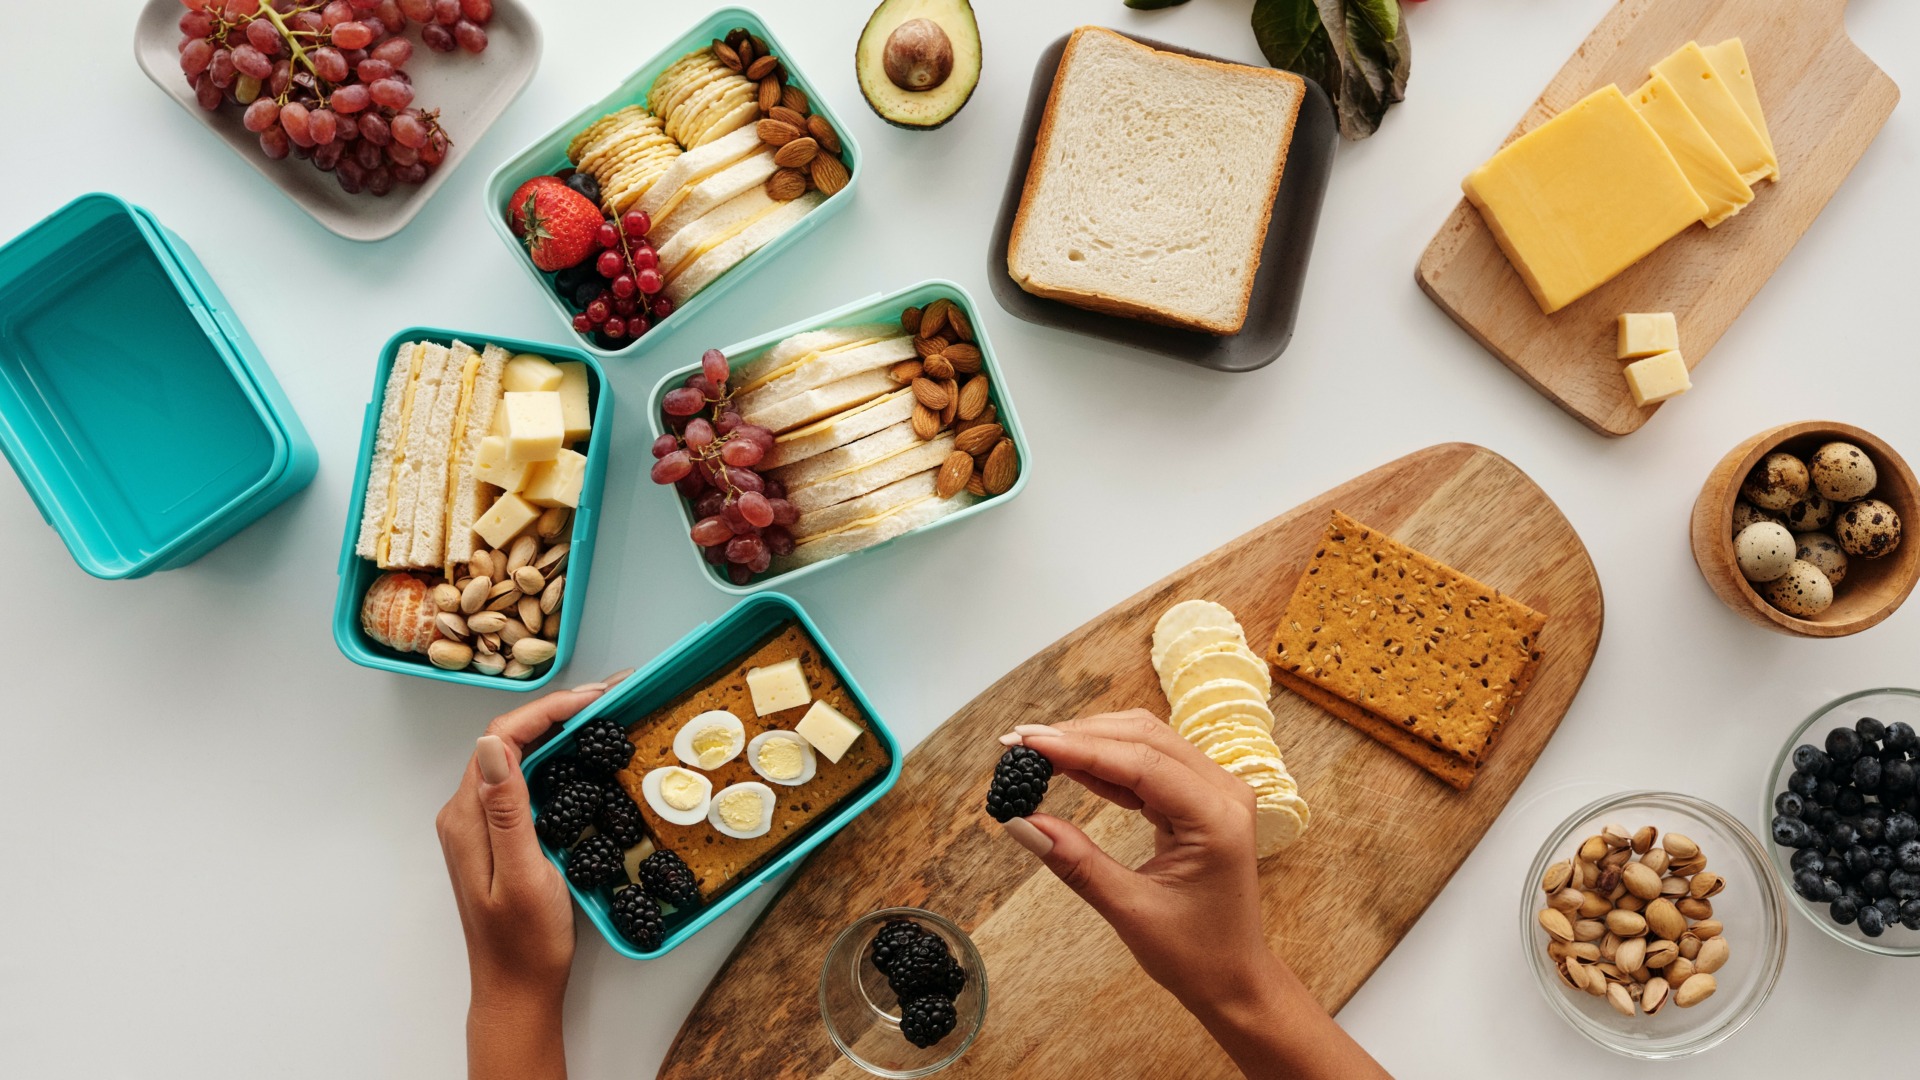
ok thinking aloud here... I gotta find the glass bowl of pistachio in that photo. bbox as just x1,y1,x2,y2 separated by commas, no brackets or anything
1520,791,1787,1059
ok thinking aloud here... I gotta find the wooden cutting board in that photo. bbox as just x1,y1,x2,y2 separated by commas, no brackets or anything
659,444,1603,1080
1417,0,1898,437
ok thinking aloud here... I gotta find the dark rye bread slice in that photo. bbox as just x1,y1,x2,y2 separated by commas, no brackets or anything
1267,511,1546,789
613,622,889,901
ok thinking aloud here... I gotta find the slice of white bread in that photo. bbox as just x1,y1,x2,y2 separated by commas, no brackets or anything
763,388,915,471
383,342,454,569
734,336,915,418
786,428,958,514
636,124,763,222
741,364,896,435
664,192,823,307
355,341,419,561
648,149,779,247
1007,26,1302,335
779,489,976,569
444,342,510,569
737,323,898,391
406,342,470,569
792,469,939,542
657,187,785,284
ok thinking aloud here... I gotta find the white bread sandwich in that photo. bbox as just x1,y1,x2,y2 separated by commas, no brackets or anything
647,149,780,248
780,424,958,515
441,342,511,572
735,323,897,387
740,365,896,435
636,125,764,224
734,335,915,418
762,389,914,470
779,483,976,569
662,191,824,307
1007,26,1303,335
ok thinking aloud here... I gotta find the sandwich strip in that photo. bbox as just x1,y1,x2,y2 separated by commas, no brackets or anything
785,431,958,515
734,336,916,418
636,125,763,222
647,150,779,247
762,389,915,471
779,490,975,569
384,343,452,569
791,470,939,542
443,342,509,572
664,192,824,307
355,341,421,563
742,364,897,435
736,323,897,391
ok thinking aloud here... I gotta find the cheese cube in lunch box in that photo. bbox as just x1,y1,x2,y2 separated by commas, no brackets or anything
0,193,316,578
332,329,611,691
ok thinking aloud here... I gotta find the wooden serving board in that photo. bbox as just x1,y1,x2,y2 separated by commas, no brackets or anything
659,444,1603,1080
1417,0,1898,437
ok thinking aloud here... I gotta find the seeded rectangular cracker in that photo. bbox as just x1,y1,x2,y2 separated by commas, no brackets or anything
1267,510,1545,789
613,622,890,901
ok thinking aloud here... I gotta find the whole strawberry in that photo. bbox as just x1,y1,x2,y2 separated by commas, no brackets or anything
506,177,602,271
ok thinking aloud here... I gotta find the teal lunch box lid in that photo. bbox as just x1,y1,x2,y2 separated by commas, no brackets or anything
331,328,612,692
0,193,316,579
520,591,903,960
647,280,1033,594
483,5,863,362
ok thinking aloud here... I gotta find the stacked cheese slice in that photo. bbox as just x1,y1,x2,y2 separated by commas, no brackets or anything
1151,600,1308,856
1464,38,1777,314
733,322,972,569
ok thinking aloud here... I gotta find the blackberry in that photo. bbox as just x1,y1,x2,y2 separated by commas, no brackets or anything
532,755,589,800
609,885,666,951
887,934,966,1001
985,746,1052,822
566,834,626,889
595,783,649,847
898,994,957,1049
870,919,929,977
536,779,603,848
638,850,702,908
573,718,635,777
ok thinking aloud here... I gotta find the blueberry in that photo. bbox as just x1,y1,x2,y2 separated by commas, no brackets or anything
563,171,600,204
1831,896,1860,925
1863,869,1891,898
572,280,601,308
1794,868,1827,901
1860,813,1887,845
1791,847,1827,874
1854,756,1884,793
1899,840,1920,873
1884,761,1916,797
1813,806,1842,834
1773,815,1818,848
1889,813,1919,844
1845,844,1874,878
1858,716,1888,745
1794,743,1832,777
1789,770,1820,798
1837,788,1867,816
1876,895,1900,919
1870,843,1896,871
1815,779,1841,807
1902,899,1920,930
1829,820,1861,849
1858,903,1887,936
1891,870,1920,900
1774,790,1805,819
1887,722,1918,754
1829,726,1864,764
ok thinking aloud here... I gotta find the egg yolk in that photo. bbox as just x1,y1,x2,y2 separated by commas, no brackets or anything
717,789,766,830
756,737,805,781
691,726,737,769
660,769,705,811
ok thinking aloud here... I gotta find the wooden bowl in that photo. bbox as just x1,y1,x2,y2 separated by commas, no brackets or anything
1691,421,1919,637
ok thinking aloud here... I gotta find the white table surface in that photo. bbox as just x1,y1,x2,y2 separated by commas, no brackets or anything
4,0,1917,1075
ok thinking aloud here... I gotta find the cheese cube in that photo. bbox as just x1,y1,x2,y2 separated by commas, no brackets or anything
472,435,532,492
502,352,564,393
1624,350,1691,406
502,391,564,463
556,361,592,444
473,491,540,549
521,449,587,509
795,700,864,764
744,657,811,716
1617,312,1679,360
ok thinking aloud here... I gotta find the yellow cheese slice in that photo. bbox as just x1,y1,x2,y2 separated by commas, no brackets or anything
376,343,427,567
662,200,791,284
1463,86,1707,314
1702,38,1776,180
1630,73,1753,227
1652,42,1777,186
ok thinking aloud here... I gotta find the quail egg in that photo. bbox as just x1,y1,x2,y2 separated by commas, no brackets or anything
1781,492,1835,532
1765,559,1834,618
1835,498,1903,559
673,710,746,770
1809,441,1878,502
1731,500,1781,537
746,731,817,786
1734,521,1796,582
1742,452,1811,511
1794,532,1850,587
641,766,713,826
708,782,776,839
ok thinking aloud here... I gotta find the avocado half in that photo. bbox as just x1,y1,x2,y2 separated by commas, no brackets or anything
855,0,982,130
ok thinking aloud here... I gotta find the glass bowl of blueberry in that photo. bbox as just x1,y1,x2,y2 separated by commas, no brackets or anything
1765,688,1920,954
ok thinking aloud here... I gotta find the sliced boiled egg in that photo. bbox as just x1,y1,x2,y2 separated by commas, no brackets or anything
708,782,776,839
672,710,746,770
641,766,713,826
746,731,817,787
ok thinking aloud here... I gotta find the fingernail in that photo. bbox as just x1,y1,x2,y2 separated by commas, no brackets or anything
570,681,608,694
476,735,511,785
1014,724,1062,739
998,732,1023,746
604,667,636,686
1000,816,1053,858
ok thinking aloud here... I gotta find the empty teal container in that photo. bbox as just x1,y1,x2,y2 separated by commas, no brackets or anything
521,592,901,959
0,193,316,578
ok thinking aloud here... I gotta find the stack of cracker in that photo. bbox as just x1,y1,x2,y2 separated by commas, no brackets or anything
648,48,761,149
1151,599,1309,856
567,105,681,215
1267,511,1547,791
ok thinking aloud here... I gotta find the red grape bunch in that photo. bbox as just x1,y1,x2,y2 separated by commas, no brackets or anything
564,206,673,348
175,0,493,196
650,350,797,585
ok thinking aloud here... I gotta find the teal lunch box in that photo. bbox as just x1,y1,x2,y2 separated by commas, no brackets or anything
331,328,611,692
521,591,902,960
648,280,1033,594
483,5,863,361
0,193,316,579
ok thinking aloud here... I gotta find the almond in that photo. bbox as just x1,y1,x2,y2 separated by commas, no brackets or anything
955,403,997,434
944,342,981,373
807,115,842,155
914,336,949,359
910,377,948,411
746,54,780,81
723,27,750,50
749,34,769,56
920,298,950,340
966,473,987,497
712,39,742,71
940,379,959,425
984,439,1018,494
757,75,781,113
735,37,754,69
781,85,809,114
954,422,1003,456
910,402,942,440
766,168,808,201
810,153,850,197
923,354,954,380
773,137,818,169
756,119,802,145
947,304,974,342
768,106,808,130
936,451,973,499
900,306,922,334
958,375,990,421
889,359,924,383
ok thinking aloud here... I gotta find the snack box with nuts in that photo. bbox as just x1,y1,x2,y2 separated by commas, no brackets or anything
0,193,317,579
483,6,862,359
331,328,609,690
647,280,1030,594
520,591,901,959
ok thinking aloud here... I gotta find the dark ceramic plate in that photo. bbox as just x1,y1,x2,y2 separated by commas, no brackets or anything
987,29,1337,373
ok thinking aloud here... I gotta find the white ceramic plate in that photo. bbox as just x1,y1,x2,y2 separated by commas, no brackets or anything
132,0,540,242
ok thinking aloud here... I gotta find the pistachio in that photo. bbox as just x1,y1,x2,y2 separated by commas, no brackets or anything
518,596,544,636
1580,835,1608,862
460,576,492,615
1616,894,1645,913
1584,969,1608,997
1614,936,1647,974
1578,892,1614,918
471,651,507,676
1689,872,1726,899
1565,941,1601,961
1676,897,1714,921
1644,939,1679,968
1621,862,1663,900
1678,933,1701,960
1573,919,1607,942
1599,932,1619,961
467,611,509,635
428,639,473,671
486,588,523,613
1602,824,1632,850
1660,875,1689,897
512,637,557,665
478,632,502,653
432,583,461,613
1606,981,1636,1017
1673,973,1716,1008
1691,919,1724,940
508,535,540,574
1577,860,1599,889
1601,847,1632,871
435,612,470,641
499,619,531,648
1596,866,1622,895
1543,860,1573,893
1640,847,1671,876
468,551,497,581
536,506,571,541
1561,958,1586,991
1641,977,1670,1015
1645,898,1686,941
1666,956,1696,986
1539,908,1575,941
514,566,546,595
1605,909,1648,937
1549,888,1584,912
1663,833,1700,860
503,659,535,679
1694,936,1729,974
536,542,569,575
541,575,565,615
1596,961,1623,983
1632,825,1657,854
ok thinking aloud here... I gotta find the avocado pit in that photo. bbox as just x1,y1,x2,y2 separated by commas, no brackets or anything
884,19,953,91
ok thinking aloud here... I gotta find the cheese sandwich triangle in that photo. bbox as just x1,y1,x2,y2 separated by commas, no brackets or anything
734,335,915,418
636,125,764,223
778,488,976,570
762,389,915,471
784,426,957,515
663,191,824,306
647,149,779,247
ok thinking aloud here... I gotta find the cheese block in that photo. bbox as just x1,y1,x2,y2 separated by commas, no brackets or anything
1617,312,1678,360
474,491,540,549
473,434,532,491
555,362,592,444
745,657,811,716
1703,38,1776,178
502,352,564,393
1624,350,1691,406
795,700,865,763
1631,73,1753,228
1652,42,1777,187
1462,86,1707,314
501,391,565,463
521,448,587,509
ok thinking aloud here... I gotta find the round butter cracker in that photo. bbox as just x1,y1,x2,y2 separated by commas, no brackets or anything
1164,643,1270,703
1151,600,1244,672
1170,677,1267,728
1175,698,1275,743
1154,625,1245,681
